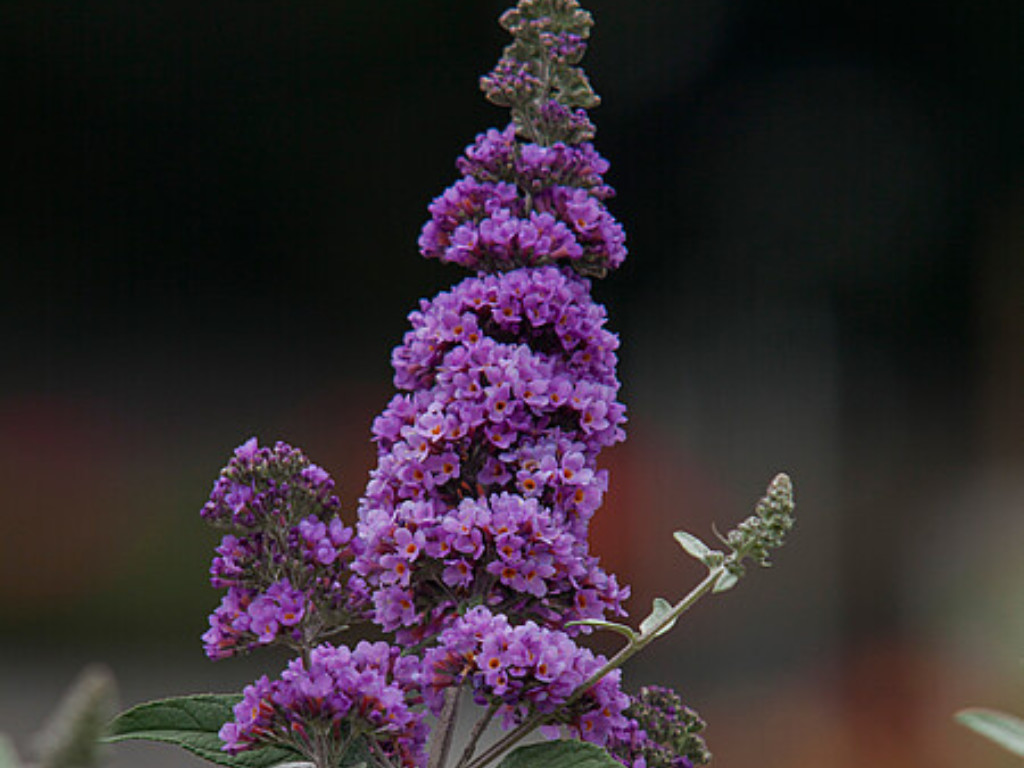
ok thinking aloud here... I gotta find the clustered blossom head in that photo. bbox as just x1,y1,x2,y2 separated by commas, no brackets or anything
220,641,427,768
201,438,368,660
418,126,625,277
354,266,628,642
419,0,622,277
609,686,711,768
423,607,631,746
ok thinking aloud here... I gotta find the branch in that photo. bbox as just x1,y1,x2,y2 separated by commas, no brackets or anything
428,686,461,768
454,701,499,768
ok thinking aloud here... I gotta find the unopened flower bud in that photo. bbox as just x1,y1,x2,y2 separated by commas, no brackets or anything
725,473,795,572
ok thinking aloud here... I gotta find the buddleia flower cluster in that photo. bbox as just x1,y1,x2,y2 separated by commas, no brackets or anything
220,642,428,767
171,2,756,767
200,438,368,660
355,265,629,643
422,606,631,741
346,0,645,752
418,0,625,278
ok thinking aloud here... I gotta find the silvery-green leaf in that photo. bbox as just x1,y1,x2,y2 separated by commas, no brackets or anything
497,740,621,768
673,531,711,559
956,708,1024,756
713,571,739,593
565,619,637,643
673,532,724,567
639,597,676,639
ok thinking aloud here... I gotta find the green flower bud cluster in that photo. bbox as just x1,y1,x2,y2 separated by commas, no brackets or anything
723,473,795,580
623,685,711,768
481,0,601,145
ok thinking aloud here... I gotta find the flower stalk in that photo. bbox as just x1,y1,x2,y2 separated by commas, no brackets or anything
427,687,461,768
454,702,500,768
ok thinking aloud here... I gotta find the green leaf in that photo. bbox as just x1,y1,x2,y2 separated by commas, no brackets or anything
713,571,739,593
638,597,676,639
497,740,621,768
673,531,712,562
0,735,20,768
956,708,1024,756
564,619,637,643
103,694,301,768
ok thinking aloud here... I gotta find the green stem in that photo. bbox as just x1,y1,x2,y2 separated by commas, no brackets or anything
370,737,398,768
455,701,500,768
464,566,727,768
428,686,461,768
530,57,554,145
569,566,724,705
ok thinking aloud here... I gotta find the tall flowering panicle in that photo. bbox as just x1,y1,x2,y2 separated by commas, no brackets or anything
362,0,631,647
200,438,368,660
350,0,648,756
220,641,428,768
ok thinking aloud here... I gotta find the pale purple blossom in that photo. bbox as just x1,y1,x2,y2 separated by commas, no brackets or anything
420,124,625,275
423,607,632,747
220,641,428,768
201,439,367,660
355,266,628,640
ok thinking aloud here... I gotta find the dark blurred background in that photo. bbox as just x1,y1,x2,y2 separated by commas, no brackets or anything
2,1,1021,766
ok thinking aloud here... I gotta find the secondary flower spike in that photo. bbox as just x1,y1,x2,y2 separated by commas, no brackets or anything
220,641,427,768
200,439,368,660
610,686,711,768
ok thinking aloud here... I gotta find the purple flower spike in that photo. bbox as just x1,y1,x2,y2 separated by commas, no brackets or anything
608,686,711,768
201,439,367,660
